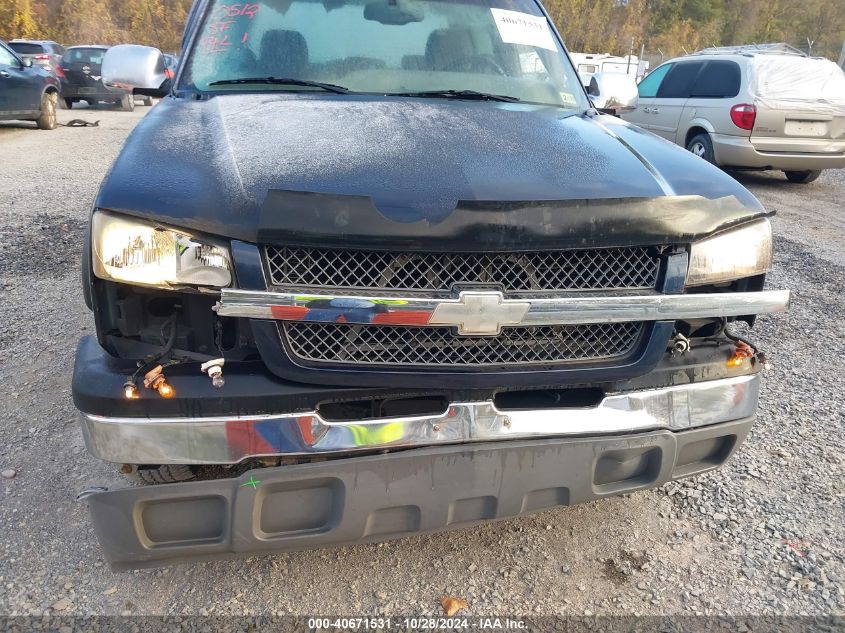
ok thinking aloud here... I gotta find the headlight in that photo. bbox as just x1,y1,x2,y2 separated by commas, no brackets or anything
686,218,772,286
91,211,232,289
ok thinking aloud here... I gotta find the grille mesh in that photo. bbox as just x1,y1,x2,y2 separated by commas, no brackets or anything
283,322,643,367
266,246,660,293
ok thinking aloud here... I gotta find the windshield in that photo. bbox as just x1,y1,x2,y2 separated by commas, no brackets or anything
63,48,107,64
182,0,585,109
9,42,45,55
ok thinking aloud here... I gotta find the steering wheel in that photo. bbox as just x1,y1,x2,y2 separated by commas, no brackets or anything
443,55,507,76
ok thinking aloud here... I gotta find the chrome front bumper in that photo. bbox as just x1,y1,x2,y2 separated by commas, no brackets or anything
80,373,760,465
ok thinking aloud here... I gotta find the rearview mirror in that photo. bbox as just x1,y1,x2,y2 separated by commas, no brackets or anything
588,72,638,115
102,44,170,97
364,0,423,25
22,58,33,68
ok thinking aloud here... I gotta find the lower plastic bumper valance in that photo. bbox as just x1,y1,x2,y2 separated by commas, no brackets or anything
79,418,753,570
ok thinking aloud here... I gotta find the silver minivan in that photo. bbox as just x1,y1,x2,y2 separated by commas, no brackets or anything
622,44,845,184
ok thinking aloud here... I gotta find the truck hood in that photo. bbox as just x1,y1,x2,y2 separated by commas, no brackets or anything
96,93,765,246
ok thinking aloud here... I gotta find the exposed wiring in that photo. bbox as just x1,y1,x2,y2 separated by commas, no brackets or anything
724,329,758,353
672,318,759,356
673,317,729,350
128,312,180,387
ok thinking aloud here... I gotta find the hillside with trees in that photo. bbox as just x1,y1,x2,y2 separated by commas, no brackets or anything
0,0,193,52
1,0,843,60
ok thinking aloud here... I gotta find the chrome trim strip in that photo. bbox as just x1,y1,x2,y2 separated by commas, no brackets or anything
214,288,791,328
79,375,760,465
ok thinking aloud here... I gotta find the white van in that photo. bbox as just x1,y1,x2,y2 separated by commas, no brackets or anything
622,44,845,183
570,52,646,88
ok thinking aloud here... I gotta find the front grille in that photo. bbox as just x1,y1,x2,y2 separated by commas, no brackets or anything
266,246,660,294
283,322,643,367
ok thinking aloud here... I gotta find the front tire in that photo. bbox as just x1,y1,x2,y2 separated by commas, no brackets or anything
36,91,58,130
120,94,135,112
784,170,822,184
687,133,715,165
133,464,196,484
141,95,154,106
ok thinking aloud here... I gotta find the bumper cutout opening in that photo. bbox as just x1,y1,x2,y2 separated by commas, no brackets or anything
673,434,738,478
363,505,422,537
256,478,344,539
495,387,605,411
317,395,448,422
137,495,227,548
447,496,498,525
593,447,662,493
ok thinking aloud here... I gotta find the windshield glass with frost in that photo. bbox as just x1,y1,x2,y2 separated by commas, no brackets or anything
182,0,586,108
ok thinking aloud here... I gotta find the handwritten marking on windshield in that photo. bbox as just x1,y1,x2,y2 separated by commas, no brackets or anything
203,4,261,54
219,3,260,19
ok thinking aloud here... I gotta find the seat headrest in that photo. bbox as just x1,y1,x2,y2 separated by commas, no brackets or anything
259,29,309,77
402,54,428,71
425,28,476,71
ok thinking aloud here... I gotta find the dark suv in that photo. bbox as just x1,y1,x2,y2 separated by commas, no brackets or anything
75,0,789,570
0,39,59,129
61,45,135,110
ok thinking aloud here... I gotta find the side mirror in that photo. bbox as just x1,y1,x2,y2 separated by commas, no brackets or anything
588,72,639,115
22,58,33,68
102,44,170,97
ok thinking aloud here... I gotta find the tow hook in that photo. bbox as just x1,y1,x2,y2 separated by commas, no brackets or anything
201,358,226,388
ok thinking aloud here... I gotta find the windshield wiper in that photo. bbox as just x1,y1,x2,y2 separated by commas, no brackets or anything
208,77,350,94
387,89,520,102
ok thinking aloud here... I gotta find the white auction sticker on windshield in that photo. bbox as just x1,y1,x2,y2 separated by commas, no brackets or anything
491,8,557,52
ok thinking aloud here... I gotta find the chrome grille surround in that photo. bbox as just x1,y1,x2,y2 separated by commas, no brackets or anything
265,246,661,294
282,321,644,367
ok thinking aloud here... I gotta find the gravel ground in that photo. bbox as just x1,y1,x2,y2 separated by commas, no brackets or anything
0,107,843,619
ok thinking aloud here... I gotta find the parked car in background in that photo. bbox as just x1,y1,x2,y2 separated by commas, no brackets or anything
60,45,138,110
622,44,845,184
569,52,648,88
8,39,66,79
0,38,59,129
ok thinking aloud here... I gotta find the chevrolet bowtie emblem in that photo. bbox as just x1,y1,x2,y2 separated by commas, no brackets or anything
429,292,530,335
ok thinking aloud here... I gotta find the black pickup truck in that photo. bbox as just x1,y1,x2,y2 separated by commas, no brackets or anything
74,0,789,569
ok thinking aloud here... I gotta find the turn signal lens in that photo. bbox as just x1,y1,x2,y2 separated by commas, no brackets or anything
730,104,757,131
